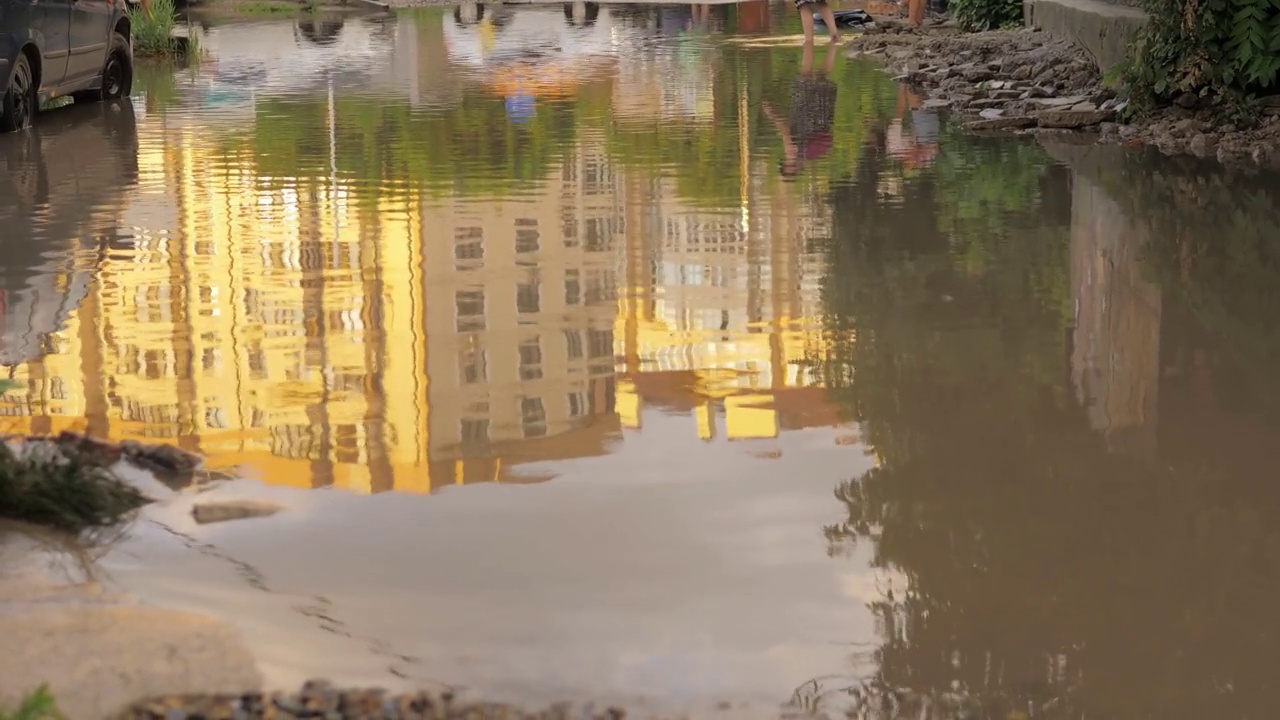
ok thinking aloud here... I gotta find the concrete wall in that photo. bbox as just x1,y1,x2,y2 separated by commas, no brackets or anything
1024,0,1148,75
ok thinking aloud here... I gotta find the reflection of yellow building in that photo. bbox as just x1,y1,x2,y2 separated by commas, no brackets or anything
613,40,716,123
0,73,843,490
420,145,622,484
615,162,839,443
0,119,622,493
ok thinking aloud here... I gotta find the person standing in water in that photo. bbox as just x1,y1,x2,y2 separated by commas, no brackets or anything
795,0,841,44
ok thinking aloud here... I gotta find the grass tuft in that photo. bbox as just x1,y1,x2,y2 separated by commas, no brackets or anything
0,440,148,541
0,686,62,720
129,0,199,57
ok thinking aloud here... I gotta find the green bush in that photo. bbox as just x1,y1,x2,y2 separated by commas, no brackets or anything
1125,0,1280,118
952,0,1023,31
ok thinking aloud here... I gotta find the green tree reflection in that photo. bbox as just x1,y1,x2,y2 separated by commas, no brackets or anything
168,21,898,207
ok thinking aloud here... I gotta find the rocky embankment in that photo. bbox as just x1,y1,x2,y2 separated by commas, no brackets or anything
848,24,1280,165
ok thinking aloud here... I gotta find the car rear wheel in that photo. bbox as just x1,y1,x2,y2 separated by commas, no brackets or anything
0,53,36,133
74,33,133,104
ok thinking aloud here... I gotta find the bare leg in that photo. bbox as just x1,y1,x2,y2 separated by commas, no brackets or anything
908,0,925,26
816,2,840,42
798,2,816,43
823,39,838,74
801,39,815,74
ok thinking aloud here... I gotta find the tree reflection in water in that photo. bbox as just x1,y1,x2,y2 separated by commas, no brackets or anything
809,130,1280,719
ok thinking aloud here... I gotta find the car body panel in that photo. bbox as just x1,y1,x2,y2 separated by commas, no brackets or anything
68,0,114,82
0,0,128,104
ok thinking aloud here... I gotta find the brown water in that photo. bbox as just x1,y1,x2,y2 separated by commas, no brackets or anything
4,5,1280,718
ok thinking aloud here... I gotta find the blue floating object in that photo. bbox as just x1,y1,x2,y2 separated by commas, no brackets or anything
505,93,536,123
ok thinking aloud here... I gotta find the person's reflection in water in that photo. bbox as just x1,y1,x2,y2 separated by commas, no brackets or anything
763,41,838,178
688,3,712,31
885,85,940,171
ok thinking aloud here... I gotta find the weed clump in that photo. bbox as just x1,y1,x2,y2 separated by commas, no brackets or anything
0,685,62,720
0,440,148,541
129,0,196,57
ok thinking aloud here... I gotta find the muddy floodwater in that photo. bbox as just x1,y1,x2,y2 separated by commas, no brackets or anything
3,4,1280,718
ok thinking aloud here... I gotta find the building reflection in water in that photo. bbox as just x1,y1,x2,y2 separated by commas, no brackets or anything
0,15,845,493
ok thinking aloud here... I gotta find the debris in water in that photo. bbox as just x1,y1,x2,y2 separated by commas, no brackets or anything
191,499,284,525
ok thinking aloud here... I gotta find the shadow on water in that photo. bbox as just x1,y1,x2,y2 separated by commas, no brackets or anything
812,124,1280,718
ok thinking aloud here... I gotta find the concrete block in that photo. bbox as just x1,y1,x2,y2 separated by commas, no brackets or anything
1025,0,1148,74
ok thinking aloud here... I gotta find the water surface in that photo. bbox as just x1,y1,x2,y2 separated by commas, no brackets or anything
2,5,1280,718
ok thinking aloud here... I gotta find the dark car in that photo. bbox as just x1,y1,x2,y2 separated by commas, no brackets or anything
0,0,133,132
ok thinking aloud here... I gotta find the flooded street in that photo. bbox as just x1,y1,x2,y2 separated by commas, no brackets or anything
3,4,1280,718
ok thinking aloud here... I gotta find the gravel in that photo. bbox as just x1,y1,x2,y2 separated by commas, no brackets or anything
116,682,640,720
847,20,1280,167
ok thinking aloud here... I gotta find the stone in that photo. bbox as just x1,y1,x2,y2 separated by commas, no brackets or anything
4,437,68,465
121,441,203,476
968,116,1038,130
1173,118,1207,135
980,108,1005,119
1036,108,1116,128
1188,133,1218,157
1031,96,1089,108
54,431,124,465
1070,102,1098,112
191,499,284,525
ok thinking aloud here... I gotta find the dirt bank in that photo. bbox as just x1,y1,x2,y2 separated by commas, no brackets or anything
0,525,263,720
848,23,1280,167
